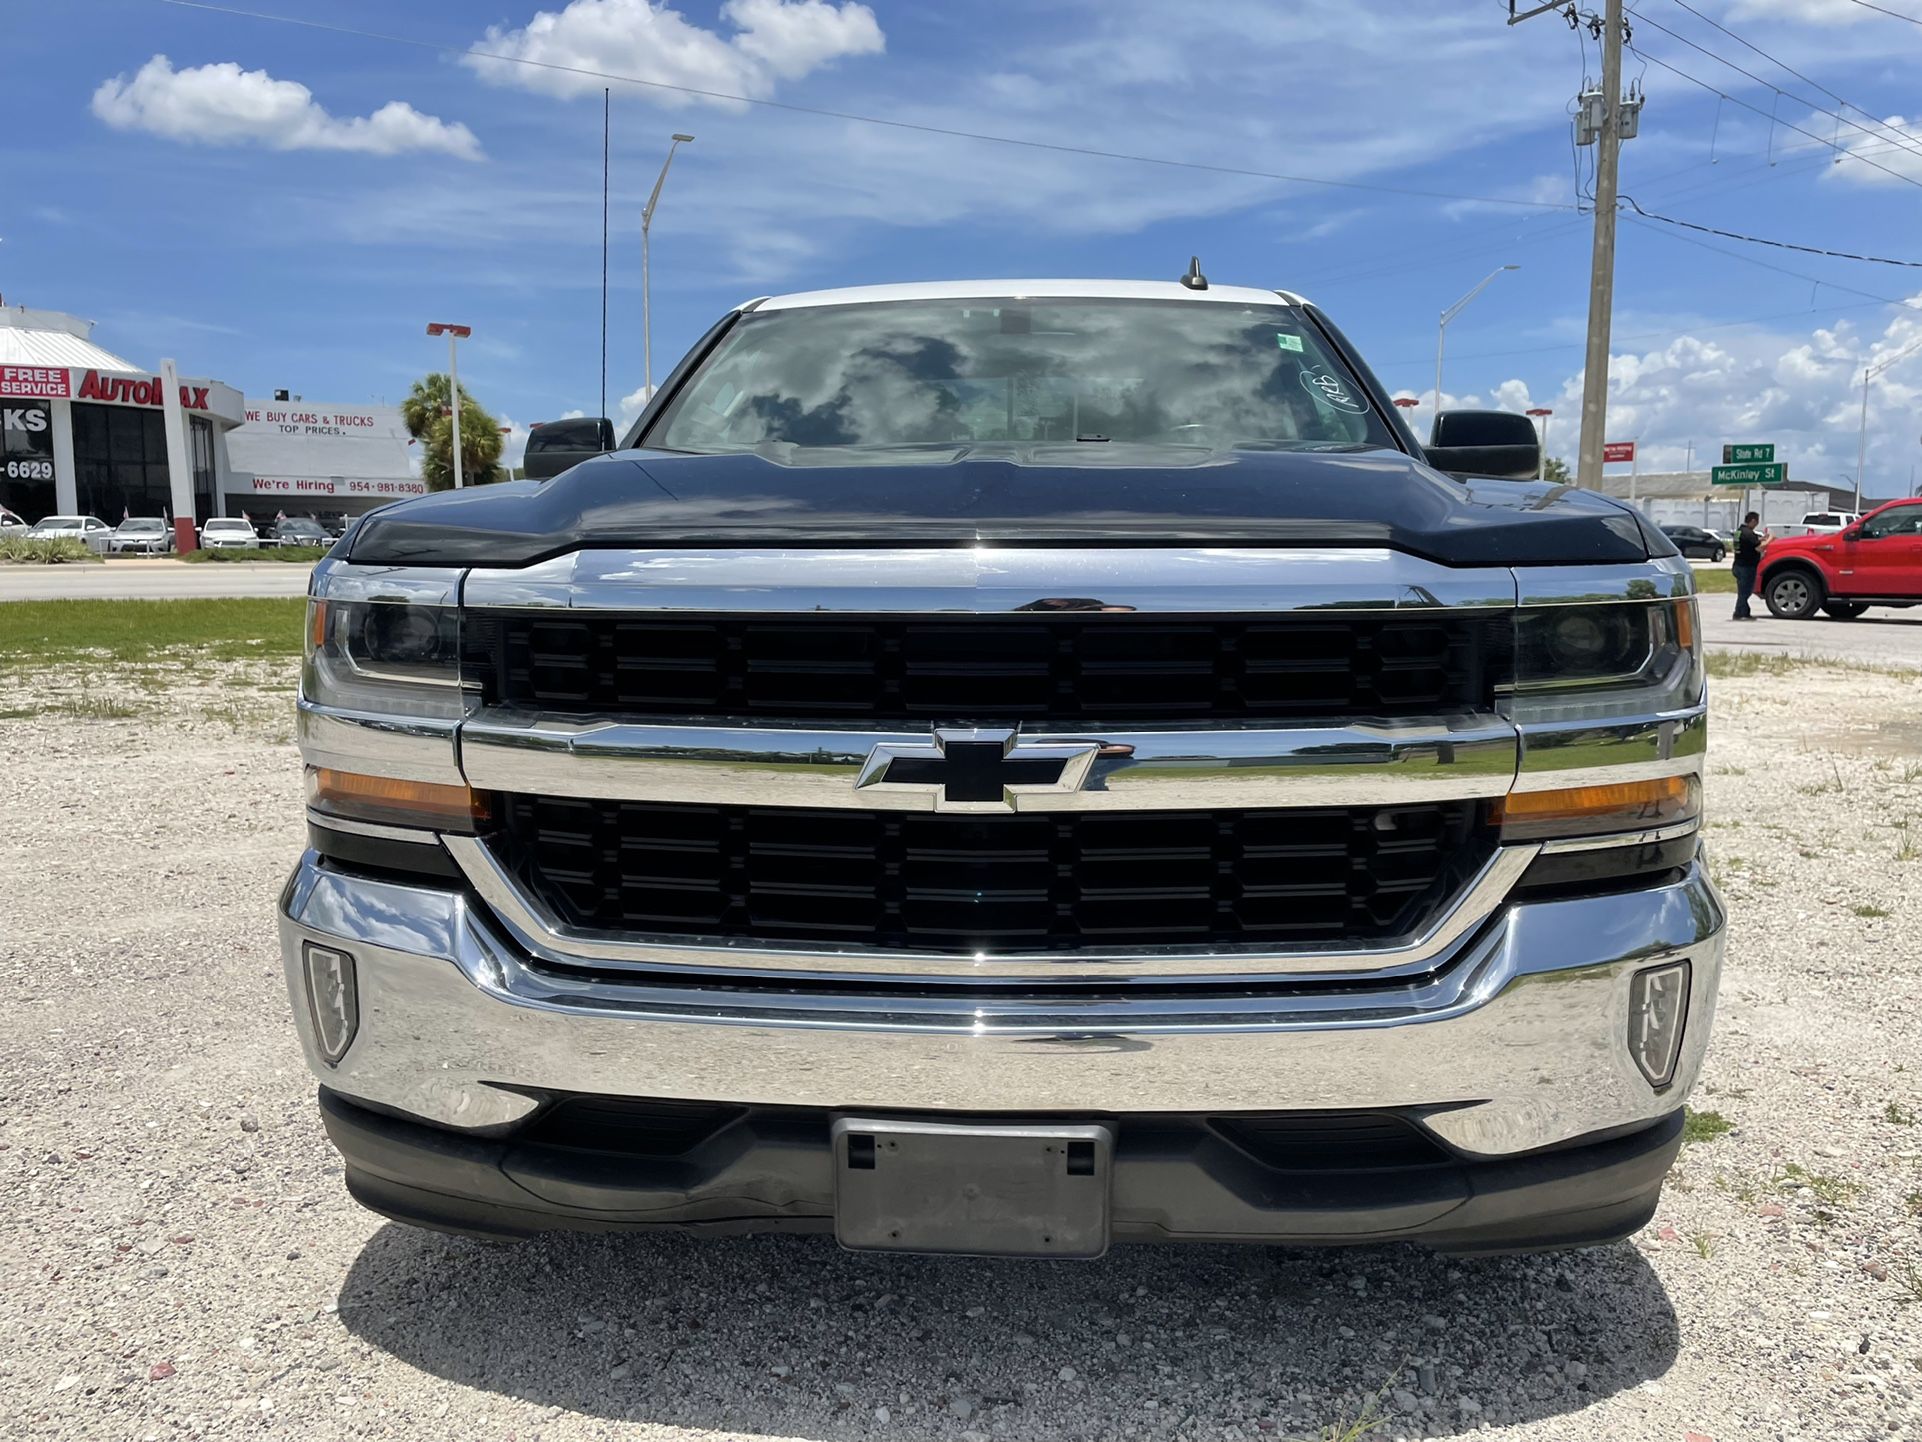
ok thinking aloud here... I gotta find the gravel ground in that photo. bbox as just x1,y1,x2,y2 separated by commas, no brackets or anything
1,654,1918,1442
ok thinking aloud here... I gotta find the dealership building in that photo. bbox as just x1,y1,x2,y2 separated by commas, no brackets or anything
1,303,422,531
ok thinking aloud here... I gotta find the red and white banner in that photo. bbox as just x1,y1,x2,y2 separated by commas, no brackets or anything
1602,440,1637,463
0,366,72,398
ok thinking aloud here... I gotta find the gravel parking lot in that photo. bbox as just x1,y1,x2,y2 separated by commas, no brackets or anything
1,647,1918,1442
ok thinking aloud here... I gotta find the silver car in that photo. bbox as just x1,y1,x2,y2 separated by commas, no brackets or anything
108,517,175,554
26,515,113,553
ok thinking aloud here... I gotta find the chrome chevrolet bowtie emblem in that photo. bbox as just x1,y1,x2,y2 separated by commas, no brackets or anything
856,728,1100,812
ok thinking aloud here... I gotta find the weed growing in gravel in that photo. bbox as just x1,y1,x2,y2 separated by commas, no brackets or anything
1897,837,1921,863
1684,1108,1733,1143
1885,1101,1917,1126
1689,1231,1715,1259
1855,903,1894,919
1305,1374,1397,1442
1895,1259,1922,1306
58,694,142,720
1796,758,1848,796
1775,1162,1861,1207
1903,761,1922,783
1905,1190,1922,1215
1713,764,1749,776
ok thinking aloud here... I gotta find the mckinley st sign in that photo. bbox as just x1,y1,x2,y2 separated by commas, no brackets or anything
1711,461,1788,486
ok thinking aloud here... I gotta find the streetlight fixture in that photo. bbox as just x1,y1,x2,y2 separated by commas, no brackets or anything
1526,407,1553,480
1853,333,1922,512
1436,265,1518,417
642,133,695,401
425,322,472,489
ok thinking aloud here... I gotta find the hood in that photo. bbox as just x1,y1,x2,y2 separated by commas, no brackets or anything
342,444,1657,569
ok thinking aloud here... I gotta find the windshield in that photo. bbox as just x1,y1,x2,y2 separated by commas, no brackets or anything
205,520,251,533
281,520,324,536
118,519,164,532
31,517,80,529
649,298,1400,458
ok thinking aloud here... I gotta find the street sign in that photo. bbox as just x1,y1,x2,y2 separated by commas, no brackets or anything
1722,443,1774,464
1711,462,1788,486
1602,440,1636,463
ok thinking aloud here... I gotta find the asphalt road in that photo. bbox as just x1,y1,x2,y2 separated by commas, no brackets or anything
0,560,314,601
1698,606,1922,669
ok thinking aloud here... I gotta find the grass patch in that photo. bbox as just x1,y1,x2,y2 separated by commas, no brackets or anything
1688,1231,1715,1259
1855,903,1893,919
1775,1161,1860,1207
182,545,328,564
1898,836,1922,863
1682,1107,1732,1144
1691,567,1736,594
0,536,99,564
0,597,306,668
1886,1101,1917,1126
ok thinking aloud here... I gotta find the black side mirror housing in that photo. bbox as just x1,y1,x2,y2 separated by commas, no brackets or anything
523,416,618,481
1424,409,1543,481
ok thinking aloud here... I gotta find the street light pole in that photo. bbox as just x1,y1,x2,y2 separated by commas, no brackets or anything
1436,265,1519,418
1854,334,1922,511
1526,406,1553,479
426,323,473,488
642,133,695,401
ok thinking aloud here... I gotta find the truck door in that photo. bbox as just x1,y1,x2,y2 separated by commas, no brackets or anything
1839,504,1922,596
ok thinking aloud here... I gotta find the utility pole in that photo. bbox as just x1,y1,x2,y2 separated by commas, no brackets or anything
1577,0,1624,491
1511,2,1636,490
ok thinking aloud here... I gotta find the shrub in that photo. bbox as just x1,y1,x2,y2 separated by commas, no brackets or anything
183,545,329,564
0,536,99,564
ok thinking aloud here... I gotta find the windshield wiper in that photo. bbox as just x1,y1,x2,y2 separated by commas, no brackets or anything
1075,433,1111,443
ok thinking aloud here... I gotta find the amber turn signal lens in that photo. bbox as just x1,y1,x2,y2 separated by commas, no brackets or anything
1671,598,1695,652
1491,774,1698,841
308,599,329,651
306,767,488,831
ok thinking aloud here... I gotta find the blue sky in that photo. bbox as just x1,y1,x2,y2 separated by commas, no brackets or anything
5,0,1921,490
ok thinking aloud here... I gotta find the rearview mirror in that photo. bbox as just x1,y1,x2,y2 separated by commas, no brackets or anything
1424,410,1542,481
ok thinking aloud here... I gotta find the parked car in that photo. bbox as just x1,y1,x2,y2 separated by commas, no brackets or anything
108,516,174,554
1759,497,1922,619
1660,524,1725,561
1773,510,1861,541
199,517,261,551
284,275,1719,1256
272,516,336,550
0,507,27,539
27,515,113,553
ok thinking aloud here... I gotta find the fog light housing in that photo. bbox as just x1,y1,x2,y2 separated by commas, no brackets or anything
1628,961,1690,1088
302,943,359,1065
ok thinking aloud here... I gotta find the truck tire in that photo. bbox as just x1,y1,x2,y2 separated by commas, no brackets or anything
1765,569,1824,620
1710,545,1725,562
1823,601,1868,620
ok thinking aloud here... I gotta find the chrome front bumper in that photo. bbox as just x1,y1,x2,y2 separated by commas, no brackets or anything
278,850,1724,1159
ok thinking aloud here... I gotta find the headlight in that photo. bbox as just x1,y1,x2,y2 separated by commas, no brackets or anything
302,566,472,720
1505,598,1701,723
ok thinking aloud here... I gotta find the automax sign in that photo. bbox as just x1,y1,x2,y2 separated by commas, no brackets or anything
0,365,212,409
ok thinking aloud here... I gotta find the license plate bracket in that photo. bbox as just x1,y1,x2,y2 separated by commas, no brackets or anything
831,1117,1113,1258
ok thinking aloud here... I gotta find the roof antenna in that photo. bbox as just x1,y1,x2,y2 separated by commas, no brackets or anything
1179,256,1208,291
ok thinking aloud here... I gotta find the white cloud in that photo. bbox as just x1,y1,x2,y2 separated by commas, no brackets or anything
92,55,482,160
465,0,883,103
1823,114,1922,189
1403,298,1922,495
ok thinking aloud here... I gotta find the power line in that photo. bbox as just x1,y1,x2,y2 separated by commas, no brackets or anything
1628,5,1922,167
1627,44,1922,192
1656,0,1922,159
147,0,1581,215
1621,196,1922,267
1842,0,1922,25
1620,212,1917,309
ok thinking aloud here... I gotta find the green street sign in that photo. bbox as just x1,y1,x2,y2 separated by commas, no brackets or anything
1711,462,1787,486
1722,443,1775,464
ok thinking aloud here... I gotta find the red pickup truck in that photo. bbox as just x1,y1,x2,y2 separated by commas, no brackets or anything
1760,498,1922,619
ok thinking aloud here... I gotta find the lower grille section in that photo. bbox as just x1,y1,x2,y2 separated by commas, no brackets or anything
492,796,1489,954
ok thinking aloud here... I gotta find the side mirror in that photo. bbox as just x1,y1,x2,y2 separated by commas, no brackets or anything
523,416,618,481
1842,526,1864,542
1424,409,1542,481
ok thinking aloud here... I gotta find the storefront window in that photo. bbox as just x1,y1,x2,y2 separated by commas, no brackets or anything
191,416,217,524
73,403,173,521
2,399,57,520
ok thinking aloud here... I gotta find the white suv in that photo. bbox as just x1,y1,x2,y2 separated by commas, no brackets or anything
199,518,260,550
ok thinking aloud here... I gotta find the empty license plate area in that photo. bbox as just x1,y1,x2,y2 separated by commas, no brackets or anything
831,1117,1114,1258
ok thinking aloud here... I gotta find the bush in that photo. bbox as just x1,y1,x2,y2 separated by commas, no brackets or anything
183,545,330,564
0,536,99,564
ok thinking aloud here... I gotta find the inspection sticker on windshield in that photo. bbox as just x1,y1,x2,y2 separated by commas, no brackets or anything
1275,333,1304,353
1300,369,1367,414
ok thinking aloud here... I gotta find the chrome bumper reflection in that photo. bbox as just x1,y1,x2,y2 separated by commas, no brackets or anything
278,851,1724,1157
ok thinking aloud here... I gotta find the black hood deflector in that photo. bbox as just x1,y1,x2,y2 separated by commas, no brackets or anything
343,446,1653,568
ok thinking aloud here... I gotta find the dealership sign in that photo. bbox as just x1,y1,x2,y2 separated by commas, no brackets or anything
0,365,211,409
1601,440,1637,463
245,475,427,497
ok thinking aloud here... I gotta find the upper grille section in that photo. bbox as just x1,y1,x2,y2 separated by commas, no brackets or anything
491,795,1490,954
462,611,1508,723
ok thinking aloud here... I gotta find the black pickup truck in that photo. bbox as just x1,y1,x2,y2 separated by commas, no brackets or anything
285,276,1719,1256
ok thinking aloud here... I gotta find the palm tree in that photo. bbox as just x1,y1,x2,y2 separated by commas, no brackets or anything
404,372,507,490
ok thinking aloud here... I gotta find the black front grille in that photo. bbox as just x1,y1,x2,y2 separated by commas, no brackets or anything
464,611,1506,722
493,796,1489,954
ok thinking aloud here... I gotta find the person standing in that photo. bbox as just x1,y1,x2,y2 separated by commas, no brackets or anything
1732,510,1768,621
